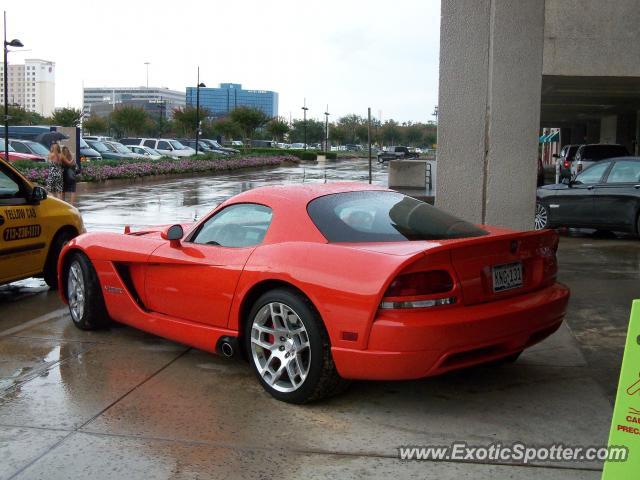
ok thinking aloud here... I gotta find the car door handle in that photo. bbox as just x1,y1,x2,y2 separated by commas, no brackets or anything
634,185,640,189
587,186,594,190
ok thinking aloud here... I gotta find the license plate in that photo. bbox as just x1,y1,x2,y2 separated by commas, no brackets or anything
492,262,523,292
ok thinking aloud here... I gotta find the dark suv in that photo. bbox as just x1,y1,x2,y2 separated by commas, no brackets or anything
377,146,420,162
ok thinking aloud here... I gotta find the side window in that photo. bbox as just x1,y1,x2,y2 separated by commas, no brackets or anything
606,161,640,184
143,139,155,148
157,141,170,150
11,143,29,154
191,204,273,248
0,169,24,204
576,161,610,184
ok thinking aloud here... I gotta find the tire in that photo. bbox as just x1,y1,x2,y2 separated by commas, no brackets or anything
43,229,76,288
245,288,349,404
65,252,111,330
534,202,549,230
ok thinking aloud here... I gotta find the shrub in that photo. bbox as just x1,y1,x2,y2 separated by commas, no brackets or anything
319,151,337,160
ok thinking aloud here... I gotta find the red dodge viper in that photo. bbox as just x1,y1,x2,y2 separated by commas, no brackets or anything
58,183,570,403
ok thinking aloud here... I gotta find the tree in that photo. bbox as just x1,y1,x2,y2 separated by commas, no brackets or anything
109,106,150,137
337,114,364,144
329,124,348,145
265,117,290,142
382,120,402,145
172,106,210,137
289,119,325,144
229,107,268,141
210,118,242,141
6,105,45,125
82,115,108,135
51,107,82,127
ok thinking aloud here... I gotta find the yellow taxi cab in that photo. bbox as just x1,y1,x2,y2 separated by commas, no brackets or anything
0,157,84,288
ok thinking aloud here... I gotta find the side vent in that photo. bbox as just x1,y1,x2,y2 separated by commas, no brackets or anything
113,263,147,310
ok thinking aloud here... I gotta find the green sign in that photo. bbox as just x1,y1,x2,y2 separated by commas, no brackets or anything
603,299,640,479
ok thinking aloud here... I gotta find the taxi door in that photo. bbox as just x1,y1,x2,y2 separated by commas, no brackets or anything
0,166,48,284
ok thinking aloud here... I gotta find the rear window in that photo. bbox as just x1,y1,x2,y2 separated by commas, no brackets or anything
307,191,488,242
581,145,629,161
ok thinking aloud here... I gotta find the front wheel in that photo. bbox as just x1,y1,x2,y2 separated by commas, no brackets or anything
245,289,348,404
65,252,111,330
534,202,549,230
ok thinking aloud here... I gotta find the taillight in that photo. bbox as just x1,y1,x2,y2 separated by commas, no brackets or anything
381,270,456,309
563,159,570,169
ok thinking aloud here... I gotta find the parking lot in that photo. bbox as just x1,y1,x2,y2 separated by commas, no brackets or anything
0,159,634,479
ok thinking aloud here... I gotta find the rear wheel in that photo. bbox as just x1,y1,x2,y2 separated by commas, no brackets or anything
534,202,549,230
245,288,348,403
65,252,110,330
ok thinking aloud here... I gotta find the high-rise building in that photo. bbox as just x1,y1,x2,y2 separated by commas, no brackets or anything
0,59,55,117
82,86,186,119
186,83,278,118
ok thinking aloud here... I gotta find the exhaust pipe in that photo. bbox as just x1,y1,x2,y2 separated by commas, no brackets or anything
216,336,240,359
221,342,234,357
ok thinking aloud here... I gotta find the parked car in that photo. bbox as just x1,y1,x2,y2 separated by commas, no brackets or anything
377,146,420,162
231,140,244,146
0,157,84,287
201,139,238,155
58,183,568,404
177,139,213,155
127,145,162,160
536,157,640,234
571,144,630,176
79,138,102,162
84,140,132,161
9,139,49,162
83,136,114,142
0,139,44,162
553,144,580,180
122,138,194,158
103,141,143,159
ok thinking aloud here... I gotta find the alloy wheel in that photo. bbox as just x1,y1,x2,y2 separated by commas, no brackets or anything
67,261,86,322
534,203,548,230
250,302,311,393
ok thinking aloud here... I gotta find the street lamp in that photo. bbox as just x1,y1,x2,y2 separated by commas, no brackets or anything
301,98,308,150
195,66,206,154
323,105,330,153
3,11,23,163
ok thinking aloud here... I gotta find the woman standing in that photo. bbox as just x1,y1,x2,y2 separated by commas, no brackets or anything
61,146,77,205
46,143,64,199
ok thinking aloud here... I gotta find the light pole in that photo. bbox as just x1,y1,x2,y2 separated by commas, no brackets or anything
195,66,206,154
144,62,150,88
324,105,330,153
3,11,23,163
301,98,308,150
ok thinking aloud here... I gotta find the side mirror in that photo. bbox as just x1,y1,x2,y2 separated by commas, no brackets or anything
161,224,184,247
29,186,47,203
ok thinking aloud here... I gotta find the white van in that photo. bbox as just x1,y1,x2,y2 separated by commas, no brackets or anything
122,138,195,158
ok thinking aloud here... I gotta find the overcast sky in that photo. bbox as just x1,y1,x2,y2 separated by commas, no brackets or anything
5,0,441,122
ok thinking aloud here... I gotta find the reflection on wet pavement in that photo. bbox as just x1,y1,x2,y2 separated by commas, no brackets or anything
77,158,390,232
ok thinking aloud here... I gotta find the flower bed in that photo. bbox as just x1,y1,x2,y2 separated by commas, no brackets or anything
19,155,298,185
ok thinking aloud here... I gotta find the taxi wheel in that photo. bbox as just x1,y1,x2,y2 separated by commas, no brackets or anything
65,252,110,330
44,230,76,289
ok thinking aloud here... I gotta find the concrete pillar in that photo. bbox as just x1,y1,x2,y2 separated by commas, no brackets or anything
436,0,545,231
600,115,617,144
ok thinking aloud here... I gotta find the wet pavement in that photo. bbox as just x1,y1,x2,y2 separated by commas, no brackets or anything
0,159,631,479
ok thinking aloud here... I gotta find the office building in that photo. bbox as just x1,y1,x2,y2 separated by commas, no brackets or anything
82,86,185,119
186,83,278,118
0,59,55,117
